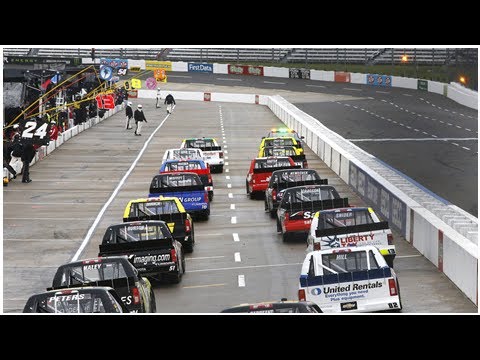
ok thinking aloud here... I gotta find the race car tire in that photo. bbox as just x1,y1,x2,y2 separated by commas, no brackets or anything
170,267,183,284
208,191,214,202
250,191,257,200
184,225,195,253
150,290,157,313
390,279,403,313
282,232,289,242
246,180,250,195
182,254,186,274
214,165,223,174
201,209,210,221
264,199,268,211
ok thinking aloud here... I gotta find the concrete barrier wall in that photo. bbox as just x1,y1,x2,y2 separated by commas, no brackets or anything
428,80,445,95
350,72,365,84
264,66,289,78
447,82,478,110
310,70,335,82
172,61,188,72
213,63,228,74
128,59,146,70
392,76,417,89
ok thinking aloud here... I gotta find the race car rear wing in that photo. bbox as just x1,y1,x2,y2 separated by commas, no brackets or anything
253,165,301,174
99,239,174,256
315,221,390,238
280,198,350,212
123,212,185,224
149,184,205,194
48,276,136,292
197,145,222,152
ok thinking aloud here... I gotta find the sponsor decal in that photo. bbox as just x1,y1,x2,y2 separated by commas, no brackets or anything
84,264,102,270
289,68,311,79
134,254,171,265
418,79,428,91
188,63,213,73
6,56,81,65
129,66,141,72
334,71,351,83
131,79,142,89
204,92,211,102
145,60,172,71
49,294,86,302
100,58,128,69
311,288,322,295
177,197,202,202
340,233,374,245
320,280,383,302
341,301,358,311
145,77,157,90
367,74,392,87
228,64,264,76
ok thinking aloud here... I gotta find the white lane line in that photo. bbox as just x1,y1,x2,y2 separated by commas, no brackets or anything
227,184,232,188
238,275,246,287
344,104,350,107
438,106,442,110
223,136,226,139
393,121,398,124
183,283,226,289
264,81,286,85
233,233,240,242
224,145,228,149
460,113,465,117
226,176,230,180
406,126,412,129
420,98,424,101
381,99,387,102
439,120,445,123
224,150,228,154
71,111,171,262
444,109,449,112
422,131,428,135
452,111,457,114
217,77,242,81
404,109,408,112
348,138,477,142
452,143,459,146
417,114,422,117
403,94,413,97
387,119,392,122
414,129,419,132
306,84,326,88
167,75,192,78
466,128,472,132
230,204,235,210
389,102,394,105
425,116,429,119
456,125,462,129
394,104,399,108
462,146,471,150
228,193,233,198
343,87,362,91
353,106,358,109
396,254,422,259
426,101,430,104
234,252,241,262
223,140,227,143
226,169,229,173
186,256,225,261
231,216,237,224
376,90,390,94
381,116,385,119
225,162,229,166
225,156,229,160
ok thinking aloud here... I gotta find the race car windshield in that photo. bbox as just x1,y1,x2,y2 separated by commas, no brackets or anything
59,262,129,285
172,149,201,160
36,293,109,313
280,171,319,183
321,250,380,275
108,223,171,243
264,138,295,147
263,147,296,157
185,139,215,148
157,174,202,187
130,200,180,218
288,187,338,203
255,158,292,169
164,161,202,171
320,209,375,229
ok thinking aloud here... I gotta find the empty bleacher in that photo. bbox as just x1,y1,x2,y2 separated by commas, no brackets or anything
286,48,381,64
165,48,290,62
3,48,31,56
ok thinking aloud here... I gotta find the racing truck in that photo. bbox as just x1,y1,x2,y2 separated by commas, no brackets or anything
49,256,156,313
180,137,224,173
259,136,304,155
276,185,349,242
246,156,299,200
258,146,308,168
23,287,129,313
298,246,402,313
306,206,396,267
162,148,204,163
123,197,195,253
160,159,214,202
265,128,304,149
149,172,210,220
99,220,185,283
265,169,327,218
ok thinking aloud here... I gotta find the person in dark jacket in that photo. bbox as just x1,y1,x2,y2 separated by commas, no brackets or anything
3,141,17,179
21,141,36,183
125,101,133,130
133,104,147,136
8,133,23,174
164,94,176,114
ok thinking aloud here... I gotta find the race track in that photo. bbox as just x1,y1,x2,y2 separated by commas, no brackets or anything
3,95,476,313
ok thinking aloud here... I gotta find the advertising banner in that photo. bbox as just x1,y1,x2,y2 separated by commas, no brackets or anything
188,63,214,73
204,92,211,102
228,64,264,76
145,60,172,71
349,162,407,237
334,71,351,83
417,79,428,91
100,58,128,69
6,56,81,65
289,68,311,79
366,74,392,87
131,79,142,89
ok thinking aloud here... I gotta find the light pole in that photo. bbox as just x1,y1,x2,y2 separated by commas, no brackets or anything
401,54,408,77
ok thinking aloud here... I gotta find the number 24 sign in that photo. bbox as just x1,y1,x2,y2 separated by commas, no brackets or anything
20,118,51,145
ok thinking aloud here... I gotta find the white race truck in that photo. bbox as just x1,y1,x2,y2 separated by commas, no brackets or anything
162,148,204,163
306,206,396,267
180,138,224,173
298,246,402,313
